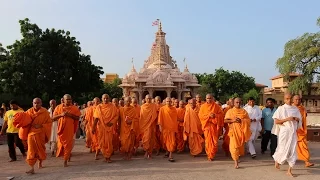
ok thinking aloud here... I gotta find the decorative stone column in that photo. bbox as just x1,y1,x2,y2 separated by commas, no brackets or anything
177,90,182,101
166,88,172,98
147,88,154,98
138,91,143,104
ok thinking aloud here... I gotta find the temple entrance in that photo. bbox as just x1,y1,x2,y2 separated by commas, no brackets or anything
153,91,167,101
171,91,177,99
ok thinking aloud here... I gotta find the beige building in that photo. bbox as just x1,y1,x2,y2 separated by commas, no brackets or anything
262,73,320,112
102,73,119,83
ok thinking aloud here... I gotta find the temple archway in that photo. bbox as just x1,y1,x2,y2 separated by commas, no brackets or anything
171,91,178,99
153,91,166,101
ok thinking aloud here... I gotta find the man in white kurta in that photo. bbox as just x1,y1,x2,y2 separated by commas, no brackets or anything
48,99,57,156
244,97,262,158
272,93,302,177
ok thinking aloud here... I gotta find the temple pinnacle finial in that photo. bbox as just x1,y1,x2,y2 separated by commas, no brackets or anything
131,57,135,70
158,19,162,32
183,57,189,71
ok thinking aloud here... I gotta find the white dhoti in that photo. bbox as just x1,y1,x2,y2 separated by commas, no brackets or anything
50,121,58,152
272,104,302,167
244,105,262,155
49,108,58,152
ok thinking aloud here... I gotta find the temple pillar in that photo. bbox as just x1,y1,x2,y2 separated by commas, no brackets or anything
166,88,172,98
147,88,154,98
138,91,143,104
177,90,182,101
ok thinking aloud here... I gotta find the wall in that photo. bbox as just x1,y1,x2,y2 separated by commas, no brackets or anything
271,78,284,88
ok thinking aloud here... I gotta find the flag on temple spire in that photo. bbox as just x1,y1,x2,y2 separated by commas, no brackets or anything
152,19,159,26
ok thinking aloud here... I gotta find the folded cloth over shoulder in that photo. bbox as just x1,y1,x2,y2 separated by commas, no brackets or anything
13,112,32,140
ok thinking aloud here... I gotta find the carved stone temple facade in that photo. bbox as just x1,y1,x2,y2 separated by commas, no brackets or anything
119,21,201,103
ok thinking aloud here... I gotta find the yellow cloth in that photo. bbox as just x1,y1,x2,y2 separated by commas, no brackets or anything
4,109,24,133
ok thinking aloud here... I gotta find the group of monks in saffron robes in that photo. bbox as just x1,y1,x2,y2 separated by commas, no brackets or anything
6,92,314,175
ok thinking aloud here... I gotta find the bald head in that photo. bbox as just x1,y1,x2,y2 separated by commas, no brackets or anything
284,93,293,105
234,97,241,108
131,97,138,106
179,100,185,108
145,94,152,104
293,95,301,106
63,94,72,106
189,98,196,109
228,98,234,107
102,94,110,104
155,96,161,104
206,94,214,104
196,94,201,102
93,97,101,105
174,99,179,108
123,97,131,107
33,98,42,110
165,97,172,106
87,101,93,107
119,99,124,107
49,99,56,109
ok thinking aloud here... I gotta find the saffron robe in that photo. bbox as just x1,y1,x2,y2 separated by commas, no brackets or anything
198,102,223,159
139,103,158,154
158,105,178,152
119,106,138,153
93,103,119,158
225,107,251,161
85,105,98,151
26,107,52,166
54,104,81,161
132,104,141,149
295,105,311,162
176,107,186,152
184,106,204,156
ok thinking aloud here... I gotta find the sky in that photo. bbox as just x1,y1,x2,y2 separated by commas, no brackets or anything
1,0,319,86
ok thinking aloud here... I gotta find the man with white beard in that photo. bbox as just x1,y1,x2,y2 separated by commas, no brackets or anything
272,93,302,177
244,97,262,158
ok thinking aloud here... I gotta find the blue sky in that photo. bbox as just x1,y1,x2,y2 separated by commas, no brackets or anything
1,0,319,86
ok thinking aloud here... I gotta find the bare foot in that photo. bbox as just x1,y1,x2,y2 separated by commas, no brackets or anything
38,162,43,169
286,172,294,177
274,162,280,170
63,161,68,167
234,161,239,169
68,157,71,162
51,151,55,157
207,158,213,161
8,159,16,162
26,169,35,174
147,154,152,159
95,156,99,160
156,150,160,156
305,162,314,168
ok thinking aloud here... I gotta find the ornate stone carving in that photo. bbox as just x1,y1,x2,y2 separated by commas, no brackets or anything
119,21,201,102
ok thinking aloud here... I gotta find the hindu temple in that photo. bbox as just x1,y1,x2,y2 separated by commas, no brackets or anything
119,21,201,103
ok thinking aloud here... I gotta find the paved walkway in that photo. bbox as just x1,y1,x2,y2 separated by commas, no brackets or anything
0,139,319,180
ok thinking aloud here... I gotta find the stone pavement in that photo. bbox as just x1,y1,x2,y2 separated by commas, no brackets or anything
0,139,319,180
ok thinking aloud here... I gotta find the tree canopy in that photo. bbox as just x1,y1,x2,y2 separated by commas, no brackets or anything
276,17,320,94
195,67,256,102
0,18,103,101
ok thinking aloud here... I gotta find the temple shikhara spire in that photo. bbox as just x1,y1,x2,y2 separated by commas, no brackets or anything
120,20,201,103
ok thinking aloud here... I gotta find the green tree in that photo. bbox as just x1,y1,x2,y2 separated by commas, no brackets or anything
0,18,103,99
100,78,123,99
276,17,320,94
242,88,259,103
194,68,256,102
